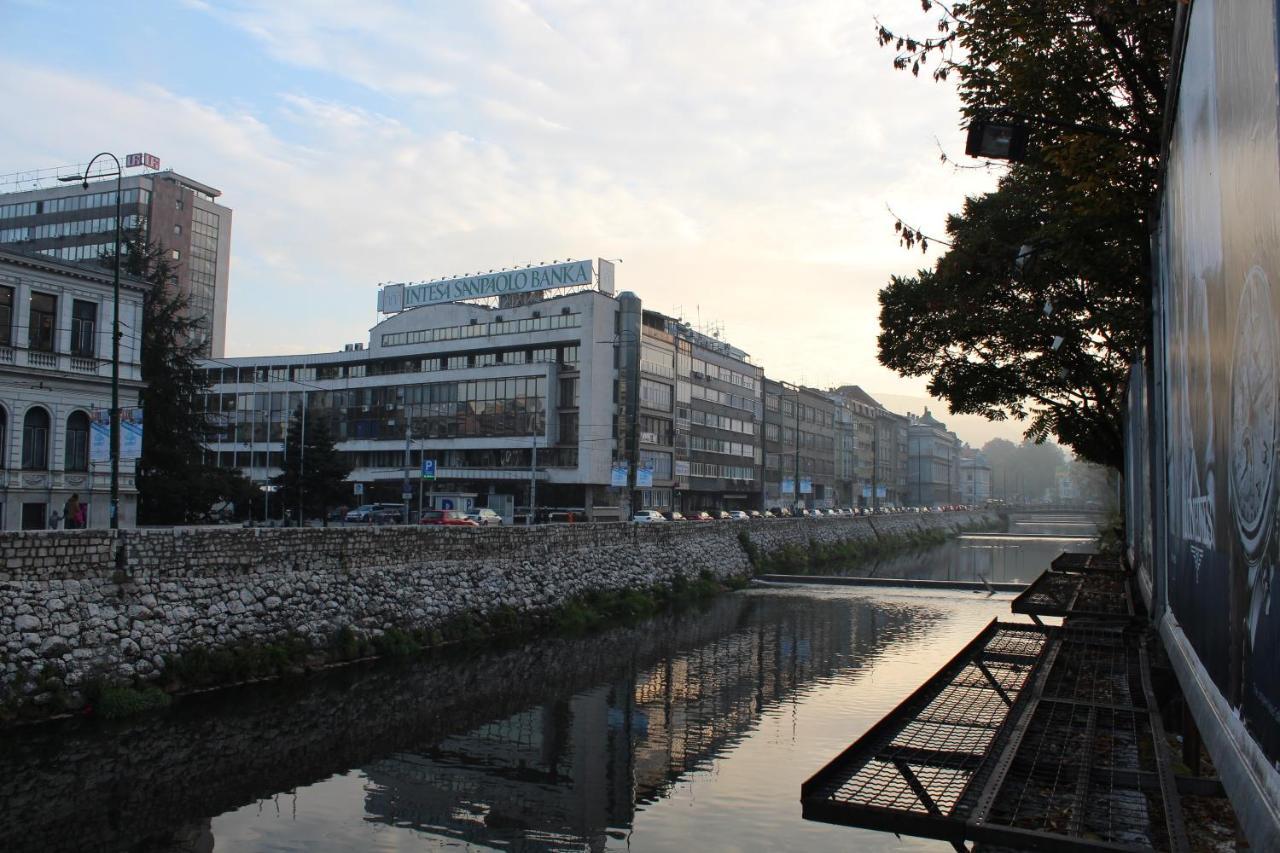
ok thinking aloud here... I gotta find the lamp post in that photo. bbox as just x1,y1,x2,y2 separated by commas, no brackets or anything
774,383,803,512
59,154,123,529
598,329,640,519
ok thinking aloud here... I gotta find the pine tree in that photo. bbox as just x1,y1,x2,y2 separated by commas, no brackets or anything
272,408,352,522
108,225,254,523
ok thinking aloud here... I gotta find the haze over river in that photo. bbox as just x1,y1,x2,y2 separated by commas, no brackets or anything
0,518,1093,852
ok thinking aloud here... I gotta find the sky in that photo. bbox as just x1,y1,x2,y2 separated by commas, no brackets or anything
0,0,1024,447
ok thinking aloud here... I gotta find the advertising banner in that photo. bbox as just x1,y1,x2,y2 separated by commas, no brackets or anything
610,465,628,487
636,465,654,488
781,477,794,496
800,477,813,495
1158,0,1280,764
89,408,143,463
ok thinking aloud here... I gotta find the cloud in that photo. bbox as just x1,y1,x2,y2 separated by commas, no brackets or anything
1,1,1021,443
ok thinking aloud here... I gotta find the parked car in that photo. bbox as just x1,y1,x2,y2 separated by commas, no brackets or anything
726,510,750,521
466,508,503,526
714,510,731,520
420,509,478,526
748,510,763,519
662,511,687,522
345,502,405,523
632,510,667,523
688,511,713,522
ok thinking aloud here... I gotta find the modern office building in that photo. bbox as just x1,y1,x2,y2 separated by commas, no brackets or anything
197,259,763,521
0,160,232,357
906,408,961,506
0,249,147,529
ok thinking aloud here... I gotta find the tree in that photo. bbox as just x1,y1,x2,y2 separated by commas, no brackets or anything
272,408,352,522
981,438,1065,502
874,1,1175,469
109,226,254,523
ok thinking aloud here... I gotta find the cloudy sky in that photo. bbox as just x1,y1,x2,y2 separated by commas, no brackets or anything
1,0,1022,446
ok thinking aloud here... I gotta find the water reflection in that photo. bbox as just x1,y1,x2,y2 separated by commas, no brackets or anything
0,591,948,853
832,515,1099,585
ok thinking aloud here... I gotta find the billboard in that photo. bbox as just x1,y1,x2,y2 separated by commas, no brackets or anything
89,408,143,463
378,259,595,313
1157,0,1280,775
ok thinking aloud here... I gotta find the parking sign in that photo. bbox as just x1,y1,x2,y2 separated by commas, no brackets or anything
422,459,437,480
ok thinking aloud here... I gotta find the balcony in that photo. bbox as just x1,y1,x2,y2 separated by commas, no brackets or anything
27,350,57,369
69,356,99,374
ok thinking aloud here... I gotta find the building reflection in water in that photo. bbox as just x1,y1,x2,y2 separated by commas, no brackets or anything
359,593,935,849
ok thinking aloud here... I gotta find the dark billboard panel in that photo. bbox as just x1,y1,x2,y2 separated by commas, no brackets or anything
1161,0,1280,766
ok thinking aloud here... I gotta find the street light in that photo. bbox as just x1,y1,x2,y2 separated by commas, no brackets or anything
59,154,123,529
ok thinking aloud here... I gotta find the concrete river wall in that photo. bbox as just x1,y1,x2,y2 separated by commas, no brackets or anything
0,511,995,709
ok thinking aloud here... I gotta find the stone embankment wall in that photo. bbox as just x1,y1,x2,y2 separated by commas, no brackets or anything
0,511,994,707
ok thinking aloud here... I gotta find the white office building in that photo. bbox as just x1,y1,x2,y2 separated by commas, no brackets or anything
199,260,633,521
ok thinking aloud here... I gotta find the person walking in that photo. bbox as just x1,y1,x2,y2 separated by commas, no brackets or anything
63,494,83,530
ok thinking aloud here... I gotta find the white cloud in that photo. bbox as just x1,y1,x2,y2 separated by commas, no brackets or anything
1,1,1019,445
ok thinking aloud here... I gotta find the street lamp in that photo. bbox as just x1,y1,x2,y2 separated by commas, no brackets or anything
60,154,123,529
597,329,641,519
774,383,804,512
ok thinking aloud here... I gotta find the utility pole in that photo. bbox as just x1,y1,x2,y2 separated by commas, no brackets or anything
871,413,880,511
793,386,801,511
298,391,307,526
528,435,537,526
401,391,412,525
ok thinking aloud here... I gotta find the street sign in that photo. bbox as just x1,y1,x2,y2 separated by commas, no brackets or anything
402,491,413,501
353,483,364,496
422,459,437,480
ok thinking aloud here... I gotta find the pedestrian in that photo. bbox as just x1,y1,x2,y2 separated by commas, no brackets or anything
48,509,62,530
63,493,82,530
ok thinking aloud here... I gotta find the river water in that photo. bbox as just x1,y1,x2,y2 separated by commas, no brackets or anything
0,519,1094,853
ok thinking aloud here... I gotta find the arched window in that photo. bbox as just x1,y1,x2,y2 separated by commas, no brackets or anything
65,411,90,472
21,407,50,470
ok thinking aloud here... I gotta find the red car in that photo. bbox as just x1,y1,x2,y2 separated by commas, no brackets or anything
419,510,479,526
688,511,714,522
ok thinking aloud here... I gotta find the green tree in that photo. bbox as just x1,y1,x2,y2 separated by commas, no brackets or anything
109,226,254,523
272,408,352,522
874,1,1174,469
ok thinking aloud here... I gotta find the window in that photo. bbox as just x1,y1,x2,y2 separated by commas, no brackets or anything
0,285,11,346
170,249,181,261
0,407,6,467
639,378,673,411
21,407,50,469
65,411,89,471
173,224,182,235
71,300,96,357
28,293,56,352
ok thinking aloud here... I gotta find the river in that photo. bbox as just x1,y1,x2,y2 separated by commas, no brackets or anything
0,518,1094,852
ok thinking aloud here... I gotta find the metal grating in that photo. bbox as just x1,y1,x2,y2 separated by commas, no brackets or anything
1052,552,1129,575
1012,568,1136,623
803,624,1189,852
801,620,1049,846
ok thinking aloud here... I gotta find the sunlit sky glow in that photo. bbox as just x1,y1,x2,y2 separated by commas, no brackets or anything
1,0,1028,446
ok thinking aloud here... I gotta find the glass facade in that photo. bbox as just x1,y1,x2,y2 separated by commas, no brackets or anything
381,312,581,348
203,376,547,445
189,207,220,346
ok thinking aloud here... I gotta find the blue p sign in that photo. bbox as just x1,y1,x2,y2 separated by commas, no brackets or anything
422,459,436,480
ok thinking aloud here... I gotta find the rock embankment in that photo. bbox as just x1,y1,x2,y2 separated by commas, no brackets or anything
0,511,995,712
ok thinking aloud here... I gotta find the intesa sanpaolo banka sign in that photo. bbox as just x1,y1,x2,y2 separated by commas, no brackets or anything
378,258,604,313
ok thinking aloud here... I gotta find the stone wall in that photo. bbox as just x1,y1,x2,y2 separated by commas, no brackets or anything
0,511,995,709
